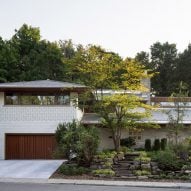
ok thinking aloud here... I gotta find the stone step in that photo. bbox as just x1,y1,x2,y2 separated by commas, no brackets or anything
112,166,131,170
114,169,133,174
115,172,135,177
118,161,134,164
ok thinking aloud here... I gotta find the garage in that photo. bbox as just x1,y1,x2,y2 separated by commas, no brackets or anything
6,134,56,159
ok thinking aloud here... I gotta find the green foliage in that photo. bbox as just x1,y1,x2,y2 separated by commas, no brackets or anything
119,146,132,154
171,142,190,161
150,42,178,96
161,138,167,150
59,164,89,176
120,137,136,148
55,121,100,166
151,149,183,171
134,170,151,176
145,139,152,151
100,93,153,152
96,150,117,160
76,126,100,166
92,169,115,177
153,139,161,151
55,120,79,159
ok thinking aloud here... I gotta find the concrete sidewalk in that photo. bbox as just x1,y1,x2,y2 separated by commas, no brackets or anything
0,178,191,189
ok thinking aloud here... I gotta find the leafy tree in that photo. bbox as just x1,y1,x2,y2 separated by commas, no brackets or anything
135,51,151,69
100,94,152,151
176,44,191,94
150,42,178,96
76,45,122,99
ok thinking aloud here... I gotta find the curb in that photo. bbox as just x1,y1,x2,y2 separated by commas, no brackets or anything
0,178,191,189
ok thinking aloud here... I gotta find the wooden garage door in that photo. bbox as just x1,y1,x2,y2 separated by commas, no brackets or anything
6,134,56,159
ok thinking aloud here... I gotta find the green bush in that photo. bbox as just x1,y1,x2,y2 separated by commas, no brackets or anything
120,137,136,148
119,146,132,154
92,169,115,176
134,170,151,176
96,150,117,160
172,142,190,161
145,139,152,151
77,126,100,166
55,121,79,159
59,164,89,176
152,149,183,171
55,121,100,166
161,138,167,150
153,139,161,151
135,156,151,163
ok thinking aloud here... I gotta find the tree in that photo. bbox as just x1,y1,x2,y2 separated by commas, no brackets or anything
96,59,154,152
135,51,151,69
150,42,178,96
166,81,189,144
75,45,122,100
176,44,191,95
100,94,152,151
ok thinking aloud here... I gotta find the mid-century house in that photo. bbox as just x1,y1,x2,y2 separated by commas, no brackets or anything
1,79,191,160
0,80,86,160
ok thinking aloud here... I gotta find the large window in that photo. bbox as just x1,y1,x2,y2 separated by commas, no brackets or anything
5,93,70,105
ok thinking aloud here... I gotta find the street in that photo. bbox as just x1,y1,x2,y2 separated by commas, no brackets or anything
0,182,189,191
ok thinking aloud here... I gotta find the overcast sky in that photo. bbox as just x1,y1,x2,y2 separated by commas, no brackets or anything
1,0,191,57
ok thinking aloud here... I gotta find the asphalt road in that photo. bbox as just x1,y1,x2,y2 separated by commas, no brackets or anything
0,183,189,191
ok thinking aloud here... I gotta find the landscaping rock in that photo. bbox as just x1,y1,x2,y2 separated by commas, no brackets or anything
117,153,124,160
137,175,149,179
141,163,151,170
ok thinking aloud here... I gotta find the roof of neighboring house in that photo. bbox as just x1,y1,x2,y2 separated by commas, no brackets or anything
81,108,191,125
0,80,86,91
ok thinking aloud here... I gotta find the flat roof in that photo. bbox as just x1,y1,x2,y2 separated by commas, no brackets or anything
0,80,86,90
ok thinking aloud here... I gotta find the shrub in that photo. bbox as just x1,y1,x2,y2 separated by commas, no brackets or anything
145,139,152,151
152,149,183,171
92,169,115,176
172,142,190,161
120,137,136,148
55,121,100,166
135,156,151,163
119,146,132,154
161,138,167,150
77,126,100,166
96,150,117,160
153,139,161,151
55,121,79,159
134,170,151,176
59,164,89,176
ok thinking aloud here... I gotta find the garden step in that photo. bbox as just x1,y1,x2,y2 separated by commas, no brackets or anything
118,161,134,164
125,153,140,157
113,166,130,169
112,169,133,174
115,172,135,177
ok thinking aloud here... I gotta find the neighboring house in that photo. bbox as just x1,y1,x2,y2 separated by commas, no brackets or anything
82,97,191,150
0,80,86,159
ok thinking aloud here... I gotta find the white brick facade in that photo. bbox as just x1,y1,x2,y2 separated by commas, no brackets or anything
0,92,83,159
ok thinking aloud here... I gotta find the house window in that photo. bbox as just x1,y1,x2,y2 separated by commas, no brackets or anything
5,93,70,105
129,129,142,140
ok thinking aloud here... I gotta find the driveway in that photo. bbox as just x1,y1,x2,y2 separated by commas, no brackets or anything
0,160,64,179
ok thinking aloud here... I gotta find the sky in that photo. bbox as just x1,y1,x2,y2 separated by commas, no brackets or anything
1,0,191,58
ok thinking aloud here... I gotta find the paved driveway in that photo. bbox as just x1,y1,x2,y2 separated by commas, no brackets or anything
0,160,64,179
